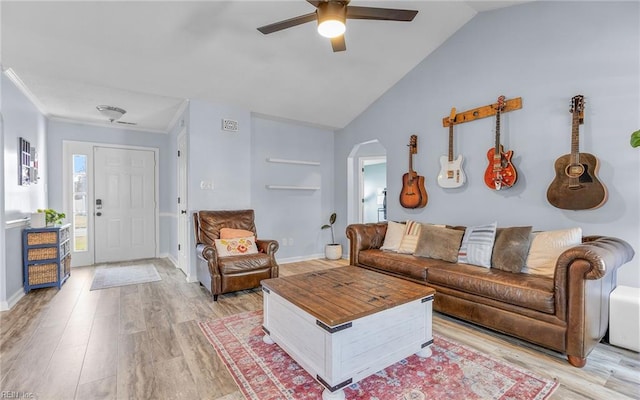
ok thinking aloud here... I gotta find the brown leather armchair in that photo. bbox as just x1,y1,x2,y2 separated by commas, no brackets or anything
193,210,279,301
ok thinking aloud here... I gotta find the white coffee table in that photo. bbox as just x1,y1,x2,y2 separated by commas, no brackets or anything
261,266,435,400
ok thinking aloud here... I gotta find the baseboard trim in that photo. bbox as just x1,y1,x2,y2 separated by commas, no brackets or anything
0,287,25,311
278,253,327,264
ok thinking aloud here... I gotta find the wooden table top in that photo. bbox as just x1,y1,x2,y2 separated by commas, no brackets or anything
261,266,435,327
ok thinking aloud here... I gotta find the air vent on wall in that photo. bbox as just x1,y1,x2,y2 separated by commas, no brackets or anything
222,118,239,132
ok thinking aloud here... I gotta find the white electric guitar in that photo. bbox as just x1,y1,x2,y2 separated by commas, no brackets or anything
437,107,466,188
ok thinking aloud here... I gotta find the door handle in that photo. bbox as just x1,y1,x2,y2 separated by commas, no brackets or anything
96,212,102,217
181,210,187,214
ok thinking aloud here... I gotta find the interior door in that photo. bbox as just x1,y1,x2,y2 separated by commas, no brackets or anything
94,146,156,263
177,131,189,276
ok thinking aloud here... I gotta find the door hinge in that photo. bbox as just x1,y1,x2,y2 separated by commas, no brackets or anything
178,244,181,251
178,197,181,204
177,150,181,157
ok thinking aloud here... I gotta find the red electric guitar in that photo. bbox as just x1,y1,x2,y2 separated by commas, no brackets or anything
484,95,517,190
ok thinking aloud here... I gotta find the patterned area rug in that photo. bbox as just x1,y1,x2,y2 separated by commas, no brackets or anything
90,264,161,290
199,311,558,400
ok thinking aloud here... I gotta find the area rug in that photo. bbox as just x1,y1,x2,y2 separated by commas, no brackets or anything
90,264,161,290
199,311,558,400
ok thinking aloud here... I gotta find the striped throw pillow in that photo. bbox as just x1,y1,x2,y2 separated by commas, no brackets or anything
458,222,497,268
397,220,422,254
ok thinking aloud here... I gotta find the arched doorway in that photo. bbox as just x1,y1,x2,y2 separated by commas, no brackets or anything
347,140,387,225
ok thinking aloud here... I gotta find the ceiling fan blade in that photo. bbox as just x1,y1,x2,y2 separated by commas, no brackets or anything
346,6,418,21
331,35,346,52
306,0,322,7
257,12,317,34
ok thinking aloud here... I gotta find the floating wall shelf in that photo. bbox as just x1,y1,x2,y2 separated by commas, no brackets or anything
266,158,320,166
265,185,320,190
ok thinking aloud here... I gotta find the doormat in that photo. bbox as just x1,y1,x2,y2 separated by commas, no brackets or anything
199,311,558,400
90,264,161,290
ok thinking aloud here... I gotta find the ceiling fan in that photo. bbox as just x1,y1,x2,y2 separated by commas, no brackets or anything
257,0,418,52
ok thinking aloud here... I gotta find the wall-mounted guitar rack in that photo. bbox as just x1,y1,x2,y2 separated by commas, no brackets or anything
441,97,522,127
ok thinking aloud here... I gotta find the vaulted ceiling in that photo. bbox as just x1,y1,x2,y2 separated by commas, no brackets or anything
1,1,529,132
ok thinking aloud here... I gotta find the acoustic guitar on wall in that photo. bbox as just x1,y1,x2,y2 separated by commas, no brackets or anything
484,95,517,190
399,134,428,208
546,95,607,210
437,107,466,188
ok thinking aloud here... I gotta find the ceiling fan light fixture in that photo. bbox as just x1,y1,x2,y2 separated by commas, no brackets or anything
96,105,126,122
317,3,346,38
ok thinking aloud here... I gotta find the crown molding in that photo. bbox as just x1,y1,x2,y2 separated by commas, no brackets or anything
3,68,50,117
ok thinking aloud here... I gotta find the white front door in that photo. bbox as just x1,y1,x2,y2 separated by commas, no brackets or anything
177,130,189,276
94,146,156,263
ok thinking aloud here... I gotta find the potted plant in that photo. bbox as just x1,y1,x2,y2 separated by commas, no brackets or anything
631,130,640,148
321,212,342,260
37,208,66,226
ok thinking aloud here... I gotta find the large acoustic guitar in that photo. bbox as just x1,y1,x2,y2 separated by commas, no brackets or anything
484,95,517,190
437,107,466,188
399,134,428,208
546,95,607,210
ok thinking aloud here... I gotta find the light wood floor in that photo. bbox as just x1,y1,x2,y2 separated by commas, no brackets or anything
1,258,638,400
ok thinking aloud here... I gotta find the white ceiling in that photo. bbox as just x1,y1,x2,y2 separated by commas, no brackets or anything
1,1,529,133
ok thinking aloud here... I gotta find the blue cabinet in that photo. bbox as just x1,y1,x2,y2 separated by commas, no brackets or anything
22,224,71,292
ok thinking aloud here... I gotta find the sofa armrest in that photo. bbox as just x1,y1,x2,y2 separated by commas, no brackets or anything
196,243,221,278
256,239,279,255
346,223,388,265
554,236,635,366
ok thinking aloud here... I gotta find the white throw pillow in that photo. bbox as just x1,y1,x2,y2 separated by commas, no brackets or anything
523,227,582,278
214,236,259,257
397,220,422,254
457,222,498,268
380,221,405,252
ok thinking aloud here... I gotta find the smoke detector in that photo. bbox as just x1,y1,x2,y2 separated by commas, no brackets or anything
96,105,127,122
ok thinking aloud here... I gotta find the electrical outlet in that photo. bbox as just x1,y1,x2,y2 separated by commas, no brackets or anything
282,238,288,246
200,180,213,190
289,238,294,246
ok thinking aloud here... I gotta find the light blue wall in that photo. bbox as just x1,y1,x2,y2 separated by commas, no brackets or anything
251,115,334,260
335,1,640,286
46,120,175,256
1,72,49,307
3,74,47,219
187,99,252,211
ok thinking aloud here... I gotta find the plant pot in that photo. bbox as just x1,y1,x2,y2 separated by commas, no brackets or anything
325,244,342,260
30,212,46,228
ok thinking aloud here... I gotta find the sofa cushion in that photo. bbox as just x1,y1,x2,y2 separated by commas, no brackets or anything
220,228,255,239
492,226,533,272
380,221,405,251
414,225,464,263
458,222,497,268
359,249,443,281
524,227,582,278
218,253,272,274
426,263,555,314
397,220,422,254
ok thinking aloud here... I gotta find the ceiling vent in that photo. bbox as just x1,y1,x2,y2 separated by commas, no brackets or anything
222,118,239,132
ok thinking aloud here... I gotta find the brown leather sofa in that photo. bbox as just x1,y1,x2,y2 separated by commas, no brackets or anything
193,210,279,301
346,222,635,367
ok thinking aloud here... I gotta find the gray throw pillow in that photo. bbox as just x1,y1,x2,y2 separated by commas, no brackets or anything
492,226,533,272
414,225,464,263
